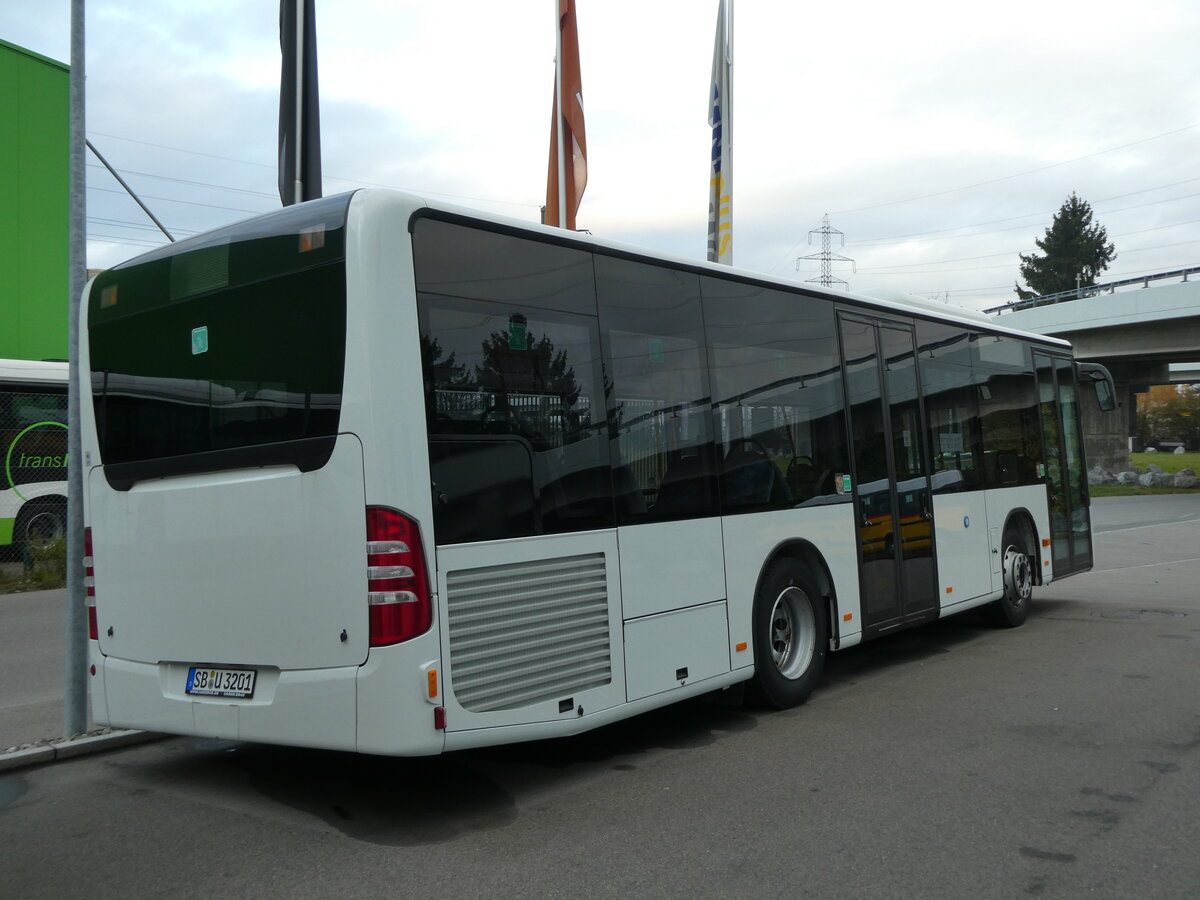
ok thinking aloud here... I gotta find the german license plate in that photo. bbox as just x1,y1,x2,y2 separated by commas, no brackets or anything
186,666,256,699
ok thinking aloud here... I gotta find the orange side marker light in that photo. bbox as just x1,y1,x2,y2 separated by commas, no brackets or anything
735,641,748,652
427,668,439,699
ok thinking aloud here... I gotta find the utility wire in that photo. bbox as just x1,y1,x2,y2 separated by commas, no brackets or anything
89,183,267,216
87,129,540,210
830,122,1200,217
769,123,1200,272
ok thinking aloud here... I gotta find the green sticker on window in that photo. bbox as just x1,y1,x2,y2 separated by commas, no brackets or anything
842,474,852,493
191,326,209,355
648,338,665,363
508,320,528,350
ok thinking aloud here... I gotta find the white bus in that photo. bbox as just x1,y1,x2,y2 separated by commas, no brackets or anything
1,358,69,558
79,191,1113,755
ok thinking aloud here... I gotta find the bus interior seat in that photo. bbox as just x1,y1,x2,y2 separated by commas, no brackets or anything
653,451,714,516
722,440,793,508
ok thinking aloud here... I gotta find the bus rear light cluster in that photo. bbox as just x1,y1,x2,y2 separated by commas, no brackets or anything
366,507,432,646
84,527,98,641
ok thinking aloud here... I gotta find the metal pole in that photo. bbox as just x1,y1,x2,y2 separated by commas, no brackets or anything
554,0,566,227
86,140,174,242
65,0,88,739
294,0,304,204
727,0,733,265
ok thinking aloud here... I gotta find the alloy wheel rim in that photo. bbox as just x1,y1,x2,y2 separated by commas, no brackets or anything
770,586,816,679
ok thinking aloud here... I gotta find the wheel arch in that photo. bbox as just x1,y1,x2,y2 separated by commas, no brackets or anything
755,538,839,648
1001,507,1042,586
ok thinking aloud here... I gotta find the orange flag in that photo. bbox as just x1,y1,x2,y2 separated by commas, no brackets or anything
545,0,587,229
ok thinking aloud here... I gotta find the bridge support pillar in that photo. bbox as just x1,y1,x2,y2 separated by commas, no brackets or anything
1079,361,1169,472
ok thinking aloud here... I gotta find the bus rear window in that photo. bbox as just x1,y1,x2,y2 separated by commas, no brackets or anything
88,195,350,489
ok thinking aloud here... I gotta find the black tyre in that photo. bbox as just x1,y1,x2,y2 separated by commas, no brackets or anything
16,499,67,554
983,528,1033,628
747,559,828,709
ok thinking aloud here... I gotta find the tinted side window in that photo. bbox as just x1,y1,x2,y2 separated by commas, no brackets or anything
595,256,718,522
417,237,613,544
972,335,1042,487
702,278,849,510
916,321,982,492
412,217,597,316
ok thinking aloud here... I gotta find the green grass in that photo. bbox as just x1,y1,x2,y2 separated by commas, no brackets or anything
1091,483,1197,498
1128,452,1200,474
1090,452,1200,497
0,540,66,594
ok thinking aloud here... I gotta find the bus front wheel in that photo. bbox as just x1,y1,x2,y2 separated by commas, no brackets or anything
747,560,828,709
983,528,1033,628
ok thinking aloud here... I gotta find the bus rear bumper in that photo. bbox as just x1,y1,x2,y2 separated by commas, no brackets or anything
94,653,359,751
90,646,444,756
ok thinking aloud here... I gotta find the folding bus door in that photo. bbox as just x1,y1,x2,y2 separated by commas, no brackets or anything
1034,351,1094,577
838,314,939,634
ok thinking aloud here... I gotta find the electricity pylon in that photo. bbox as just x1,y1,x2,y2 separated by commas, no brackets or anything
798,213,855,289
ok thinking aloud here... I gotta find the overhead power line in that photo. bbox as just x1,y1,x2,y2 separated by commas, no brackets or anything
830,122,1200,217
87,129,541,210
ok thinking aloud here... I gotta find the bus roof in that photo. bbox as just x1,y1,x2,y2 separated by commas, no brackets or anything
0,358,69,385
389,190,1073,351
96,188,1073,353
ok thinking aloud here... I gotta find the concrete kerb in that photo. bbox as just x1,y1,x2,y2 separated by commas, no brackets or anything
0,729,168,772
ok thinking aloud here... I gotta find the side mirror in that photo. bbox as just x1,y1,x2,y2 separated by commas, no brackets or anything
1076,362,1117,412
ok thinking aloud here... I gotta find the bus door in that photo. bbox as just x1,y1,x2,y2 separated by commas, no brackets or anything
1033,352,1093,576
839,315,940,634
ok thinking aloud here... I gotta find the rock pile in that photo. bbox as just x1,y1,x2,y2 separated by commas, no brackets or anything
1088,465,1198,489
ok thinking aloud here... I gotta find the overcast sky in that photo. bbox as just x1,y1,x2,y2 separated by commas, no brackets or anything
4,0,1200,311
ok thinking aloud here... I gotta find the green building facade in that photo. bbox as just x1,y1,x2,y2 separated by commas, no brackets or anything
0,39,68,362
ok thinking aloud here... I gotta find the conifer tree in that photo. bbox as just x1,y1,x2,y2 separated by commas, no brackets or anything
1014,193,1115,299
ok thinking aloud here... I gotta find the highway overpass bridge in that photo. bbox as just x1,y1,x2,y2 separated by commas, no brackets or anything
986,268,1200,470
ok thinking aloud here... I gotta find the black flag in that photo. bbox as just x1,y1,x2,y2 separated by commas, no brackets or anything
279,0,322,206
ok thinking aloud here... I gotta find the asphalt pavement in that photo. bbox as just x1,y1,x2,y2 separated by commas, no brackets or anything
2,494,1197,753
0,494,1197,898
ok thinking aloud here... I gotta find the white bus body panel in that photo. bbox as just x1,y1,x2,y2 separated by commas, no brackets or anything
937,484,1052,616
88,434,368,671
986,484,1053,585
624,600,730,701
931,490,993,605
616,518,726,619
435,531,629,732
722,503,861,658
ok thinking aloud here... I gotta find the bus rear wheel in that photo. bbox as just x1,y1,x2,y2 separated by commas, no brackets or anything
983,528,1033,628
747,560,827,709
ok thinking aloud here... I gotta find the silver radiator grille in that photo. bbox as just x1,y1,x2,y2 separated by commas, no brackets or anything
446,553,611,712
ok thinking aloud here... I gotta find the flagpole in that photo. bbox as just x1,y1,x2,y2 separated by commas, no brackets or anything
727,0,733,231
293,0,304,204
554,0,567,227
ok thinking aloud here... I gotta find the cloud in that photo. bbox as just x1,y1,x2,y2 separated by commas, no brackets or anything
3,0,1199,306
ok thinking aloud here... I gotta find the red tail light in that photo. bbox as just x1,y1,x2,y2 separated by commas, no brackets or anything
84,527,98,641
366,507,432,646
